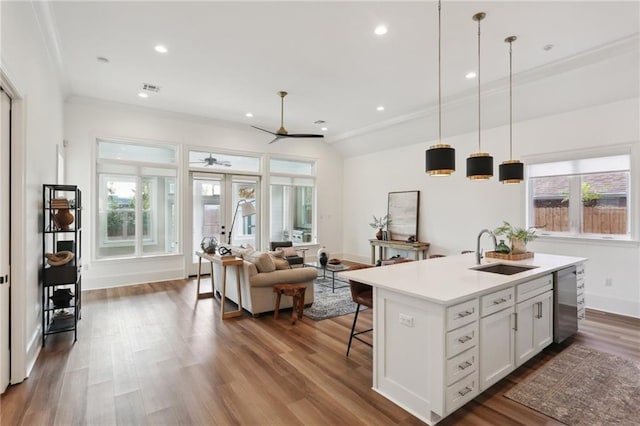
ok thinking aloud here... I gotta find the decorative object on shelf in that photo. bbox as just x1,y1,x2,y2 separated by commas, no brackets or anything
49,288,74,308
45,251,74,266
317,246,329,267
328,258,341,265
425,0,455,176
499,35,524,184
53,208,75,230
407,235,417,243
228,198,256,244
369,214,390,240
496,240,511,254
467,12,494,180
200,236,218,254
494,221,538,254
218,246,232,256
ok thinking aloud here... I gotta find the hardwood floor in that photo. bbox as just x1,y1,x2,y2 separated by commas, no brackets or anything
2,278,638,425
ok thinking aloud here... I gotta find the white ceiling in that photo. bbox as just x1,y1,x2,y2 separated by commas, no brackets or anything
47,1,639,144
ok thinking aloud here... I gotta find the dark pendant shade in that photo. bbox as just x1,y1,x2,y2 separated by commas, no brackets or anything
466,152,493,180
499,160,524,184
425,144,455,176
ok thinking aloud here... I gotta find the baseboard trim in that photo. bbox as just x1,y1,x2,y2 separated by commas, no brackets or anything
585,307,640,325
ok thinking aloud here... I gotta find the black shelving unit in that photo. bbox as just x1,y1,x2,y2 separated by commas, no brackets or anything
42,184,82,346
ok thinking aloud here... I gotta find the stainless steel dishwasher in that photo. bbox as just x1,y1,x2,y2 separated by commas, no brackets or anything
554,266,578,343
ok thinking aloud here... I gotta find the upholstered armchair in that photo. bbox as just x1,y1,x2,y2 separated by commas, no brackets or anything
270,241,306,268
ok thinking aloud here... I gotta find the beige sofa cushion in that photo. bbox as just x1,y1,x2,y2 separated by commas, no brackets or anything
244,251,276,273
250,267,318,288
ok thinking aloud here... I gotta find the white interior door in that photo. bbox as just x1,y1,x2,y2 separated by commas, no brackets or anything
1,88,11,393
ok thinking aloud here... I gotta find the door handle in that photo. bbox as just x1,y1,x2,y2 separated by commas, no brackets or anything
0,275,7,285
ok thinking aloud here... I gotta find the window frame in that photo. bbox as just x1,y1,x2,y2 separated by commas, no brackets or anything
525,149,634,242
95,138,180,260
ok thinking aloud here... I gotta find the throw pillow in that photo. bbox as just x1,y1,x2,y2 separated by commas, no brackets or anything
245,251,276,273
281,246,298,257
269,254,290,270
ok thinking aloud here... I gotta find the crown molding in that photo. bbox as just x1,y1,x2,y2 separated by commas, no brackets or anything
329,33,639,144
31,0,69,95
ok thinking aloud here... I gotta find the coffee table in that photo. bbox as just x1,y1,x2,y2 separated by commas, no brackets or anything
305,261,350,293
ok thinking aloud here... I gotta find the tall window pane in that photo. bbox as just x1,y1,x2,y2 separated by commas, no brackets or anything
581,172,628,235
98,175,136,257
530,176,570,232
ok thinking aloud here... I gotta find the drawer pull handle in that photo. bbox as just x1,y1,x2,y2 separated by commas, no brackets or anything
458,387,473,396
577,284,585,289
492,297,508,305
578,299,585,306
458,361,473,370
457,335,472,344
456,309,474,318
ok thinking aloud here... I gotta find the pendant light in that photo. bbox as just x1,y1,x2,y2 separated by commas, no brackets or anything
499,36,524,184
425,0,455,176
466,12,493,180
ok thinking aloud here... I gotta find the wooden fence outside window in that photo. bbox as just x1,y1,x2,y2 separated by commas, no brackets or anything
533,206,627,234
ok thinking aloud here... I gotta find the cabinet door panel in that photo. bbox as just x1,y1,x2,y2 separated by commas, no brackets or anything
479,306,515,391
533,291,553,352
515,298,535,367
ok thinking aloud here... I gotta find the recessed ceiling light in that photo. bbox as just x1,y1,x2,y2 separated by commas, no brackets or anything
96,56,109,64
374,25,388,36
376,106,385,111
245,112,253,118
154,44,168,53
465,71,477,79
321,127,328,131
543,44,554,51
138,92,148,98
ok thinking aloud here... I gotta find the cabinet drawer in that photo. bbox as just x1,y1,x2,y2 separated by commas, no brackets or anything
446,371,479,414
446,299,479,331
517,274,552,302
446,346,478,386
481,287,514,317
576,263,585,278
447,322,478,359
578,307,586,321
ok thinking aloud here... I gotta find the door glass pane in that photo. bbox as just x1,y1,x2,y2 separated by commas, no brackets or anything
229,180,257,247
193,177,222,262
531,176,570,232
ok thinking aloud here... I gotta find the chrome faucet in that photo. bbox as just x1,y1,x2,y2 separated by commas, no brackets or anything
476,229,497,264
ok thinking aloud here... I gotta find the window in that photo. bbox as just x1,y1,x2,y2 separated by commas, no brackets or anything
97,140,178,259
527,154,631,239
269,158,315,244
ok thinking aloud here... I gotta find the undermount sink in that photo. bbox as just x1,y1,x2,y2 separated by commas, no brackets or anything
471,263,538,275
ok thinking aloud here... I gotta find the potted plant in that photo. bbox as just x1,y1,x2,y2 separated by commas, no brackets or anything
581,182,601,207
369,214,390,240
494,221,538,254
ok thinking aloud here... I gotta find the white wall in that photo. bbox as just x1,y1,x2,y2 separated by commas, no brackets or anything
342,98,640,318
1,2,65,379
64,98,344,289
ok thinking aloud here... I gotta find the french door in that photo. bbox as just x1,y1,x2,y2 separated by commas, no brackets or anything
1,88,11,393
188,172,259,276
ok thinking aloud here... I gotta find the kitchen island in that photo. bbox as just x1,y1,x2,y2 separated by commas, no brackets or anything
340,252,586,425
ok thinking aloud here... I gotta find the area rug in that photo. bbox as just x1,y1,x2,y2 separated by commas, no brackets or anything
303,276,362,321
505,344,640,425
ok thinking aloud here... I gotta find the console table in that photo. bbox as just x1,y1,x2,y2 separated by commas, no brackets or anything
369,239,430,264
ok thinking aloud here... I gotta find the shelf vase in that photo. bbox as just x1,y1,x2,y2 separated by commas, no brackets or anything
54,208,74,231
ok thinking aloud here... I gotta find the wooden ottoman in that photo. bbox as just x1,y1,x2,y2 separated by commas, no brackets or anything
272,284,307,324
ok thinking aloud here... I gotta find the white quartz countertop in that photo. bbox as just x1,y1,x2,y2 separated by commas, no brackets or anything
339,253,587,305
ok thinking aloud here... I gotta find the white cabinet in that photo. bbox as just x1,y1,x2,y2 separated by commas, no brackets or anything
479,303,515,391
515,290,553,366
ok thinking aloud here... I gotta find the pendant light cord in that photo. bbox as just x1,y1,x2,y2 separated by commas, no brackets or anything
437,0,442,144
476,15,482,153
509,39,513,160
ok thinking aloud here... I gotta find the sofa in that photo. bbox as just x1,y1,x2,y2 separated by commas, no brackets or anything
211,247,317,316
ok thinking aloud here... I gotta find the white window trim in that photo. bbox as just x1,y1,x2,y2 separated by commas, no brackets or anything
524,144,638,242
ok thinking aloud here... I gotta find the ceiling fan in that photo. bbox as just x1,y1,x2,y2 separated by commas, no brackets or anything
251,91,324,144
190,154,231,167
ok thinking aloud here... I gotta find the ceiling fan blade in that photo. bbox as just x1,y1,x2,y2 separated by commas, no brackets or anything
251,125,277,136
287,133,324,138
268,134,288,144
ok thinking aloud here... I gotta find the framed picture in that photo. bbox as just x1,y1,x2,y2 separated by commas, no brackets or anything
387,191,419,242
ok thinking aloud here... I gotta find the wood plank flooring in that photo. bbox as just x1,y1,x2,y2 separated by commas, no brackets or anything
2,278,638,425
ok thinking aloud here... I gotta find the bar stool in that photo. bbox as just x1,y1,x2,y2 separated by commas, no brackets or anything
346,264,374,356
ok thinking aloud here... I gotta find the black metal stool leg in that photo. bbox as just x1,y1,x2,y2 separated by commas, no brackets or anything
346,304,361,356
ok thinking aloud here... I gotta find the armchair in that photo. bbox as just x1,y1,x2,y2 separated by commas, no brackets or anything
270,241,306,268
